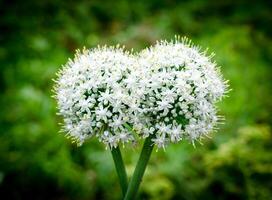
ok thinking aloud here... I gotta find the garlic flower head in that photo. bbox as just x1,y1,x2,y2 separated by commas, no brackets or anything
54,46,137,148
133,37,228,148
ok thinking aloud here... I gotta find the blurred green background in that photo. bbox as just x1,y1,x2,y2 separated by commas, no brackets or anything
1,0,272,199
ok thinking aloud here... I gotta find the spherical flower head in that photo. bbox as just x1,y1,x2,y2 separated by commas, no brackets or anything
133,37,228,148
54,46,137,148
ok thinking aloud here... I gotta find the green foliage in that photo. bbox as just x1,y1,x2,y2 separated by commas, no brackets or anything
0,0,271,199
204,125,272,200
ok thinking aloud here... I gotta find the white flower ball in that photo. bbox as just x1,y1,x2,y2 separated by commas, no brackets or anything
131,37,228,148
54,46,138,148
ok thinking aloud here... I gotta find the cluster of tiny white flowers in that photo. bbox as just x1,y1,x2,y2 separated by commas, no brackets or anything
132,38,228,148
54,37,228,149
54,46,138,148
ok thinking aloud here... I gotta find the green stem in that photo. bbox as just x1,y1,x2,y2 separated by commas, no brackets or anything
124,137,154,200
111,146,128,197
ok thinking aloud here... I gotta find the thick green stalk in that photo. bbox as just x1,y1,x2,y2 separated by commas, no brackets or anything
111,146,128,197
124,137,154,200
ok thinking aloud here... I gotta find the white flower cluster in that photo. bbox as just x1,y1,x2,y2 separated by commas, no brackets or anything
54,47,137,148
132,38,228,148
54,38,228,149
